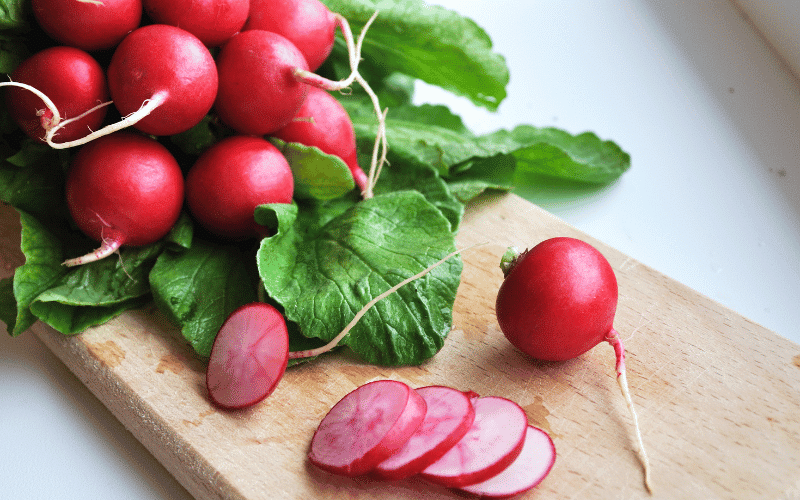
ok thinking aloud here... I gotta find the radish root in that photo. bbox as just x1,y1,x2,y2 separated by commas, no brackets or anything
289,242,484,359
606,328,654,493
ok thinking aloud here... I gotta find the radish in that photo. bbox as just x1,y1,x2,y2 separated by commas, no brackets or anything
2,46,109,144
206,302,290,409
214,30,311,136
459,425,556,498
272,86,369,193
495,237,653,492
106,24,218,136
143,0,250,47
32,0,142,51
420,396,528,488
308,379,427,476
243,0,337,72
184,136,294,240
372,385,476,481
63,132,184,266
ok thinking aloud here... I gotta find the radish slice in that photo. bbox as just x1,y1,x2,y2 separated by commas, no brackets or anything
420,396,528,488
309,379,427,476
372,385,476,480
206,303,289,409
460,425,556,498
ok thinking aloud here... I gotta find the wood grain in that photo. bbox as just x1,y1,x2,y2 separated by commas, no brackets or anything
2,193,799,500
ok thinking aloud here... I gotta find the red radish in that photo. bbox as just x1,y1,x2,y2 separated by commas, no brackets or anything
272,86,369,193
2,46,108,144
495,237,653,492
309,379,427,476
185,136,294,240
106,24,218,136
244,0,337,71
63,132,184,266
32,0,142,51
459,425,556,498
143,0,250,47
372,385,476,481
420,396,528,488
214,30,310,136
206,302,290,409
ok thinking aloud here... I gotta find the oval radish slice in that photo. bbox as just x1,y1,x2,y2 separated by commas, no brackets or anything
206,303,290,409
420,396,528,488
372,386,475,480
309,380,427,476
460,425,556,498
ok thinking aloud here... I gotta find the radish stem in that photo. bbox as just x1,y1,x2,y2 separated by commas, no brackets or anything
606,328,653,493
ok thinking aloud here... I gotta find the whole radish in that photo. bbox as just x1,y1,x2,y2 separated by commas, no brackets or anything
214,30,310,136
495,237,653,492
185,136,294,240
32,0,142,51
206,302,290,409
244,0,337,71
2,46,108,144
106,24,218,136
64,133,184,266
272,86,368,193
143,0,250,47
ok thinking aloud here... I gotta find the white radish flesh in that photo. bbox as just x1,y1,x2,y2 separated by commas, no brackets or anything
372,385,476,481
309,380,427,476
459,425,556,498
206,303,289,409
420,396,528,488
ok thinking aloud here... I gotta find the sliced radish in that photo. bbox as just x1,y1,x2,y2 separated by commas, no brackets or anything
420,396,528,488
309,379,427,476
206,303,290,409
372,385,476,481
460,425,556,498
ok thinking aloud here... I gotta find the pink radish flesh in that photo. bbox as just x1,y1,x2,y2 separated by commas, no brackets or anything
420,396,528,488
372,385,475,481
459,425,556,498
143,0,250,47
64,132,184,266
206,302,290,409
4,46,108,144
32,0,142,51
309,380,427,477
106,24,218,136
272,86,369,193
244,0,336,71
185,135,294,240
214,30,310,135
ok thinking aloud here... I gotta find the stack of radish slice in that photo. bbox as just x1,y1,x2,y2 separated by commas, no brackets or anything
308,380,556,498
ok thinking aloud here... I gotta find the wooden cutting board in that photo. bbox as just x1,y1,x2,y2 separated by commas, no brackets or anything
2,192,799,500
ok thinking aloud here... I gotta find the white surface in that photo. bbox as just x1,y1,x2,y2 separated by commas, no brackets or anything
735,0,800,78
2,1,799,499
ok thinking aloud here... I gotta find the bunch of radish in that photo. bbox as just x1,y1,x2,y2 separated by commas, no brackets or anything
1,0,379,266
308,379,556,498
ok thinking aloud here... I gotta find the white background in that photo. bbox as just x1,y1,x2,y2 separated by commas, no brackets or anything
2,1,798,498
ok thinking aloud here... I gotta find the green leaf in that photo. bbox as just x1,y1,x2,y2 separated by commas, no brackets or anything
29,244,163,334
0,141,69,218
256,191,461,366
149,239,259,357
270,138,356,200
0,0,29,31
320,0,509,110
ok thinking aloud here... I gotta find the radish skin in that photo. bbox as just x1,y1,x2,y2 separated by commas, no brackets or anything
372,386,476,481
309,380,427,476
32,0,142,51
459,425,556,498
496,238,653,493
420,396,528,488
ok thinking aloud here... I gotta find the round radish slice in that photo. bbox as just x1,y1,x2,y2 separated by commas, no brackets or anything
460,425,556,498
372,386,476,480
309,379,427,476
420,396,528,488
206,303,289,409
